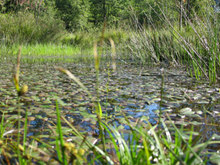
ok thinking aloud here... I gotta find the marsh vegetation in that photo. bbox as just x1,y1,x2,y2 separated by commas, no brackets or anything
0,0,220,164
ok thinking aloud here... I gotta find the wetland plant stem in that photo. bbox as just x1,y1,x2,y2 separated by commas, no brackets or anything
97,113,106,153
159,72,164,131
55,99,67,165
93,22,107,154
17,97,22,164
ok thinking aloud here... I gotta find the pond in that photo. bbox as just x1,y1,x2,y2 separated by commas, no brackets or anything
0,57,220,163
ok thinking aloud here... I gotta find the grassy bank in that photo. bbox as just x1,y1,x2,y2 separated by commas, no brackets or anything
1,44,82,56
1,21,220,82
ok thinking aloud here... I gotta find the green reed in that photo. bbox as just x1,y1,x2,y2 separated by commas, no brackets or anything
55,99,67,165
126,1,220,83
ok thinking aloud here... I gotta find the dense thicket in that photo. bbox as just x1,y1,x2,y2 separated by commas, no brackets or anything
0,0,215,31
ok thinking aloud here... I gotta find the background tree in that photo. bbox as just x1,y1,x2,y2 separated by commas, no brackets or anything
0,0,216,31
55,0,91,31
89,0,130,27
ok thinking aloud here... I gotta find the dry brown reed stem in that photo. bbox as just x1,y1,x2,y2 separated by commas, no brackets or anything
108,38,116,71
101,21,107,46
93,21,116,71
55,67,92,99
13,46,22,93
16,46,21,82
93,41,99,71
13,46,28,96
94,38,116,71
93,21,107,71
2,149,10,165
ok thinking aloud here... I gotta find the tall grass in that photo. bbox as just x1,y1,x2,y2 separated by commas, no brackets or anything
0,11,65,45
126,1,220,83
0,43,86,57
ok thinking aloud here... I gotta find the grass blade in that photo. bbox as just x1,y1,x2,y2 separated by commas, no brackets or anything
55,99,67,165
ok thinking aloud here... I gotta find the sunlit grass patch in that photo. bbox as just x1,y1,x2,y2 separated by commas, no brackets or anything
0,43,95,63
0,43,93,57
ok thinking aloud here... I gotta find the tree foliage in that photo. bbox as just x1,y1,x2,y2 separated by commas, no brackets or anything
90,0,130,27
55,0,91,31
0,0,217,31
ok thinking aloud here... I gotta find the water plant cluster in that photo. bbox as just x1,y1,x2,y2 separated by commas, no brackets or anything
0,36,220,165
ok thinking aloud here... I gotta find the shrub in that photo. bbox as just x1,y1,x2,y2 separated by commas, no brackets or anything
0,10,65,45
